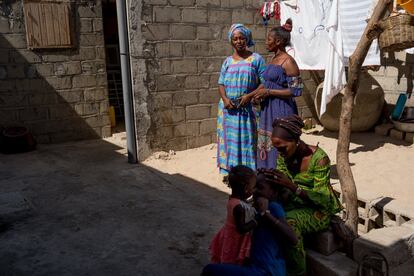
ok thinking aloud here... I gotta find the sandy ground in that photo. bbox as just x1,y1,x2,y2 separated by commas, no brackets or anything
144,129,414,211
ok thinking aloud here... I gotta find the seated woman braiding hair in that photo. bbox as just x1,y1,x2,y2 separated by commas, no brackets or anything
260,115,342,276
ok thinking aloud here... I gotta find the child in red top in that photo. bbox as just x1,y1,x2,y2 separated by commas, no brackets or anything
209,165,258,265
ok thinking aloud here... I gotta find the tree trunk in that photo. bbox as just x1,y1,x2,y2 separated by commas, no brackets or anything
337,0,391,235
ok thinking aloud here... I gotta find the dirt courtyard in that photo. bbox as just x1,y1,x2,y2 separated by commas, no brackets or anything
0,136,226,275
1,130,413,275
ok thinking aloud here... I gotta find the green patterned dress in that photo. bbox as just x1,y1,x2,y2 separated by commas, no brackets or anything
277,147,342,276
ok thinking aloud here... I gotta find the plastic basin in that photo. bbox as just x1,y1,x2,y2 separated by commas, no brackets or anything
398,0,414,14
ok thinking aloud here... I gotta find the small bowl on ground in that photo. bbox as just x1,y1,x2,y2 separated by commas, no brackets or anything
391,119,414,132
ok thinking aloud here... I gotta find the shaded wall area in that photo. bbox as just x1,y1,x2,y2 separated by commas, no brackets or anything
0,0,110,143
371,50,414,111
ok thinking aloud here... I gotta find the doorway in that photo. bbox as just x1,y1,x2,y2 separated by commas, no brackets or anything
102,0,125,133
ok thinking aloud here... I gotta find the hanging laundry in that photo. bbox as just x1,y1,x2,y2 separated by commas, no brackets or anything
280,0,333,70
321,0,346,116
280,0,381,115
340,0,381,66
320,0,381,115
260,1,281,25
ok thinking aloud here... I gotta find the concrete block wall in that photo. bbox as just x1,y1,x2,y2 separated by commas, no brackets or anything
370,50,414,110
0,0,110,143
131,0,317,158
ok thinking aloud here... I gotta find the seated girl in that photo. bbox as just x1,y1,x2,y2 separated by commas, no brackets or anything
203,172,298,276
209,165,258,265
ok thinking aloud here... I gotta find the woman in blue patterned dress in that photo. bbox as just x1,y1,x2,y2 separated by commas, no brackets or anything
254,19,304,170
217,24,266,176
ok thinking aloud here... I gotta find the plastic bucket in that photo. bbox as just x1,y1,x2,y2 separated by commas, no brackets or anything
398,0,414,14
109,106,116,127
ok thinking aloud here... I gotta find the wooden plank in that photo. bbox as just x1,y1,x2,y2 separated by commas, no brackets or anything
44,3,55,46
31,3,41,48
64,4,72,46
39,3,48,46
23,3,33,48
58,4,67,45
52,4,61,46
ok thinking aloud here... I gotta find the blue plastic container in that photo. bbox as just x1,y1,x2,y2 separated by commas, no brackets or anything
391,94,408,121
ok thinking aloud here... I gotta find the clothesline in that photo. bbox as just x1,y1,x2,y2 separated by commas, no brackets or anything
278,0,380,115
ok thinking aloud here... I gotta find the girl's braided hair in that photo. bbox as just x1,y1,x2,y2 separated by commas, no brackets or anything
228,165,255,196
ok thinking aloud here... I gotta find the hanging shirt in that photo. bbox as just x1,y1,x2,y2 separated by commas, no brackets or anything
321,0,346,116
280,0,333,70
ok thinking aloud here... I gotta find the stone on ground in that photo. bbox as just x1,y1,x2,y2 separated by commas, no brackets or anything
0,192,33,226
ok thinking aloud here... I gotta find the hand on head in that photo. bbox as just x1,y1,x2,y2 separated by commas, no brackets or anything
257,168,293,190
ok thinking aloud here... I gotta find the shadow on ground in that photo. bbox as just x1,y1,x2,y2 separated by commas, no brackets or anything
313,129,411,154
0,139,226,275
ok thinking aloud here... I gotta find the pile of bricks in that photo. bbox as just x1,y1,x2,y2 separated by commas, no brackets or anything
331,184,414,234
306,184,414,275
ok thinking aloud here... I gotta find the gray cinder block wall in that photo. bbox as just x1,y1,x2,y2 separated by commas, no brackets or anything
371,50,414,109
129,0,317,160
0,0,110,143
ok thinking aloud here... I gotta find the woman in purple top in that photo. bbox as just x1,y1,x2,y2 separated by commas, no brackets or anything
254,19,303,170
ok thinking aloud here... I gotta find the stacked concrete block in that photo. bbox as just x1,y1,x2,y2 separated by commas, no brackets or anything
334,184,414,234
356,192,384,234
307,229,343,256
353,226,414,273
390,128,405,140
375,123,414,144
380,200,414,228
0,0,110,144
374,123,394,136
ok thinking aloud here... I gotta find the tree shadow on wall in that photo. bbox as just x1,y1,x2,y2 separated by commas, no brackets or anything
382,51,414,97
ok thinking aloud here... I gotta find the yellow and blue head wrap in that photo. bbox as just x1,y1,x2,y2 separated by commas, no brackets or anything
228,24,255,48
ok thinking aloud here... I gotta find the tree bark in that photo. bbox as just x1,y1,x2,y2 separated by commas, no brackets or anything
337,0,391,235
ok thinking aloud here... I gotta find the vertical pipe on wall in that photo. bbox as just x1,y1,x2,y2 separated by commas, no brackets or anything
116,0,138,163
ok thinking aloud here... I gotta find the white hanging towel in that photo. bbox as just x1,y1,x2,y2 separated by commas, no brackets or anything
320,0,381,115
280,0,333,70
321,0,346,116
340,0,381,66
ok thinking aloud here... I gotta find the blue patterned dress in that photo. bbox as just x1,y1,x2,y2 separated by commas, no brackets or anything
257,64,303,170
217,53,266,174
